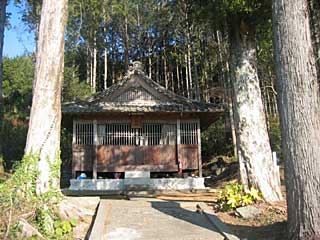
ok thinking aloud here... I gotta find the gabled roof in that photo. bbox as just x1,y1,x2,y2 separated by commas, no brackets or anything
62,62,223,114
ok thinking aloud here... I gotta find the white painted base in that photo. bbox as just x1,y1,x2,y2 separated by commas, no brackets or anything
125,171,150,179
69,178,205,191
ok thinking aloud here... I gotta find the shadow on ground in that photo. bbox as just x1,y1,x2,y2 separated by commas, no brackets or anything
150,201,231,238
227,221,287,240
151,200,287,240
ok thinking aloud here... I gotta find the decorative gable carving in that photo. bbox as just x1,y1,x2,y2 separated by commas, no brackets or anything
114,87,160,104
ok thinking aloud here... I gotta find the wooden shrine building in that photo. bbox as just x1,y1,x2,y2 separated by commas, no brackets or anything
63,62,223,180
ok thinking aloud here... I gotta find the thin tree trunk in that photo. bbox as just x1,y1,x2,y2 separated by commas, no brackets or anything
185,53,190,98
112,38,115,84
124,13,129,71
176,59,180,94
86,42,90,84
273,0,320,238
217,28,238,159
192,46,200,100
25,0,68,194
156,54,159,83
163,38,168,89
103,5,108,90
229,17,282,202
104,49,107,89
179,56,185,96
148,33,152,78
170,71,174,92
92,34,97,93
187,42,192,97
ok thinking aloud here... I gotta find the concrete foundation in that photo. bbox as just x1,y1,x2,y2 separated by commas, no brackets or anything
69,178,205,191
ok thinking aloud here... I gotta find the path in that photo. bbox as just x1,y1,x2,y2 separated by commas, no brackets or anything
103,198,226,240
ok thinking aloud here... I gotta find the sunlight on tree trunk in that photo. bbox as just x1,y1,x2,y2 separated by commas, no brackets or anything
273,0,320,238
229,18,282,203
25,0,68,195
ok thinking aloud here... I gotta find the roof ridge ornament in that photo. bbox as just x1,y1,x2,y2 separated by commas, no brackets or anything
127,61,144,76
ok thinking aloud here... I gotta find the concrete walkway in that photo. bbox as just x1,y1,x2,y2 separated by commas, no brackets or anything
104,198,225,240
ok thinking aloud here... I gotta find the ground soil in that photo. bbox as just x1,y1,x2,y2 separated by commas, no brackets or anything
158,161,288,240
207,161,288,240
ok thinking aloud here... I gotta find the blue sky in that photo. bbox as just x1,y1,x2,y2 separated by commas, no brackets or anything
3,2,35,58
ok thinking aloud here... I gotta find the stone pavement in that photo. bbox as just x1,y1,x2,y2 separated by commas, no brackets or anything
104,198,225,240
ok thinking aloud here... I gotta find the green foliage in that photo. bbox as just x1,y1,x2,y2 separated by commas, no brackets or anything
0,154,39,200
55,220,71,235
3,56,34,118
217,184,262,211
268,117,282,158
62,66,91,102
36,205,54,236
0,118,28,169
36,207,77,239
0,154,64,239
0,154,39,237
201,117,233,161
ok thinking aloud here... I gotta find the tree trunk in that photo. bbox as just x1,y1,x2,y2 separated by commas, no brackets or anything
148,33,152,78
103,5,108,90
192,46,200,100
163,39,168,89
25,0,68,195
86,42,91,84
104,48,108,89
187,42,192,98
273,0,320,238
176,59,180,93
229,17,282,202
184,53,190,98
92,34,97,93
156,54,159,83
124,14,129,71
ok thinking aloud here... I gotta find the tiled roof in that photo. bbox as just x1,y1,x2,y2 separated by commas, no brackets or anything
62,63,223,114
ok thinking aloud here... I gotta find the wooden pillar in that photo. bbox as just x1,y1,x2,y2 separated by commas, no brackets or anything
177,119,182,174
72,120,76,179
197,119,202,177
93,120,98,179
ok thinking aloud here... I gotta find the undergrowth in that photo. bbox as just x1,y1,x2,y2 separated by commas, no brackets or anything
217,183,262,211
0,154,76,239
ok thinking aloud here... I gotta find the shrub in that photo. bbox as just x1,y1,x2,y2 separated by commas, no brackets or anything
217,183,262,211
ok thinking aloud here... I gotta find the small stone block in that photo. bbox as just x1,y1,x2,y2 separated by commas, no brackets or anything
235,206,262,219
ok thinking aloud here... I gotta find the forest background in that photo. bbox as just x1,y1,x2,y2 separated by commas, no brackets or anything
0,0,284,170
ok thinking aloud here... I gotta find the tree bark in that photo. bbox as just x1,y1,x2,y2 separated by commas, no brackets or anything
103,5,108,90
163,38,168,89
192,46,200,100
184,53,190,98
92,34,97,93
86,42,91,84
25,0,68,194
104,48,108,89
229,17,282,202
124,13,129,71
273,0,320,238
